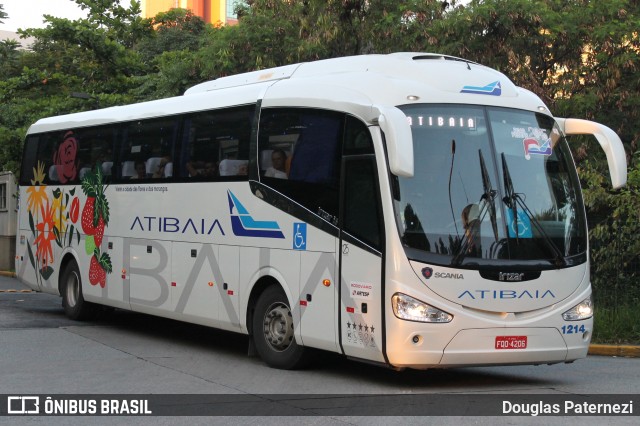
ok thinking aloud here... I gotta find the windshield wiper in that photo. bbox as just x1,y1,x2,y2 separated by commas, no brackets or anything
500,153,566,268
480,149,500,243
451,150,498,266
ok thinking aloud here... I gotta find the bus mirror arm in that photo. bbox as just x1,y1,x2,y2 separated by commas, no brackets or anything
376,106,414,177
556,118,627,189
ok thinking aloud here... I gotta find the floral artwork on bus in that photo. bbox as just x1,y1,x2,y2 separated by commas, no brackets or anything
53,131,79,183
25,139,112,288
26,161,80,283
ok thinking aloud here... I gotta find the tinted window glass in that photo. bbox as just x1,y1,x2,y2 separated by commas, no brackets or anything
344,158,381,249
120,118,178,180
344,115,373,155
395,104,586,266
181,106,253,180
259,108,343,224
21,128,115,186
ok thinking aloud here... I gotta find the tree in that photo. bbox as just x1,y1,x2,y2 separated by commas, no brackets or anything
133,8,207,98
0,1,155,174
197,0,459,79
21,0,152,80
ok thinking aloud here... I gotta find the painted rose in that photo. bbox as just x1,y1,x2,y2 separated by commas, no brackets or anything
53,131,78,183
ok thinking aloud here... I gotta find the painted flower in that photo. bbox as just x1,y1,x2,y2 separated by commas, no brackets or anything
52,195,67,235
26,184,48,216
31,161,46,186
27,161,48,215
34,201,56,268
69,197,80,223
27,161,47,215
53,131,78,183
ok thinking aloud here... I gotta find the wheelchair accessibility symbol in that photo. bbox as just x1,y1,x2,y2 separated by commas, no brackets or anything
506,209,532,238
293,223,307,250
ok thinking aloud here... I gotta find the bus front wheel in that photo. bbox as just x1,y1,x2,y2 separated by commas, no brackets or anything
61,260,96,321
252,285,309,369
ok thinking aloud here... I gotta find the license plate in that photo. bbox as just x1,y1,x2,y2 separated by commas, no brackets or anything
495,335,527,350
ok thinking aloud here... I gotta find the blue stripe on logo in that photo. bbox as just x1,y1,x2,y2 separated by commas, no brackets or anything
228,191,285,239
460,81,502,96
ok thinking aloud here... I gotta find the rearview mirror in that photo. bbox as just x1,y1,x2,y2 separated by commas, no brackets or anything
377,106,414,177
556,118,627,189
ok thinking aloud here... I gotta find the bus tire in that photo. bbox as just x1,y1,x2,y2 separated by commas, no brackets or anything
252,285,309,370
61,260,96,321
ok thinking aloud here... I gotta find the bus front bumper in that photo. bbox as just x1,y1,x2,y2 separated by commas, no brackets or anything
386,327,590,370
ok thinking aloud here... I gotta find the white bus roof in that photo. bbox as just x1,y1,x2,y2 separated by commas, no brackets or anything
27,53,549,135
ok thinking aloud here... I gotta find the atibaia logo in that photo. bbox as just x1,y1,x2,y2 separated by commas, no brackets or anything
228,191,284,238
523,137,552,160
460,81,502,96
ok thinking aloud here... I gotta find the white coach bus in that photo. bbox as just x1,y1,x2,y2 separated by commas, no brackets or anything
16,53,627,370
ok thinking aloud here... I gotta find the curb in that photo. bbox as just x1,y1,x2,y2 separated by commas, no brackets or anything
588,344,640,358
0,271,16,278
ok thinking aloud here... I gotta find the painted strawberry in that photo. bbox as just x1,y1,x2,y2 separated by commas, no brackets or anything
81,166,112,288
81,196,96,235
89,250,112,288
81,166,109,246
94,217,105,248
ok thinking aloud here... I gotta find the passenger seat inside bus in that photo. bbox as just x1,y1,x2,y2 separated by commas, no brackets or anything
146,157,162,176
121,161,135,178
48,165,59,182
101,161,113,176
219,159,248,176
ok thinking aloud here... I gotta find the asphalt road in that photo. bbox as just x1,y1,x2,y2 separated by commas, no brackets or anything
0,274,637,425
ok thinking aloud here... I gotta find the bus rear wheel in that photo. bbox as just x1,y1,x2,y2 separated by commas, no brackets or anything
252,285,309,370
61,260,96,321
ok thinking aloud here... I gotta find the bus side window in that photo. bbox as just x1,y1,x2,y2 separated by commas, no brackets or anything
121,118,178,181
344,115,374,155
20,136,40,186
180,106,253,180
259,108,343,223
343,159,381,249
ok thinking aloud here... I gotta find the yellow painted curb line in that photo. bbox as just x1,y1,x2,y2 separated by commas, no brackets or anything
588,344,640,358
0,271,16,278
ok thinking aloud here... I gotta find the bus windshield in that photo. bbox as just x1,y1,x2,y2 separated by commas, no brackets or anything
395,104,587,268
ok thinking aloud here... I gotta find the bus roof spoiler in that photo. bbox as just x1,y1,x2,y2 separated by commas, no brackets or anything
376,106,414,177
556,118,627,189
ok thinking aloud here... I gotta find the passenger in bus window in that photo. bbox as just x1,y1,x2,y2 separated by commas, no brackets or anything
462,203,481,256
186,160,218,178
152,155,172,178
130,160,147,179
264,149,288,179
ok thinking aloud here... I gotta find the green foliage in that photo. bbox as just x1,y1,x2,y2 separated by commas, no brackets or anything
592,304,640,344
581,156,640,308
138,8,206,63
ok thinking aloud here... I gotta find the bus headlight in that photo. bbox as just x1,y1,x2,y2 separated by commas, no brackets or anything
391,293,453,323
562,297,593,321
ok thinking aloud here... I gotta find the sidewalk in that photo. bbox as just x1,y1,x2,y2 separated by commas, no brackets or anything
1,270,638,357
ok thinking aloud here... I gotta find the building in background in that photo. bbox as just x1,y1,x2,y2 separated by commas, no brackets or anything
0,30,34,49
140,0,244,25
0,172,17,271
